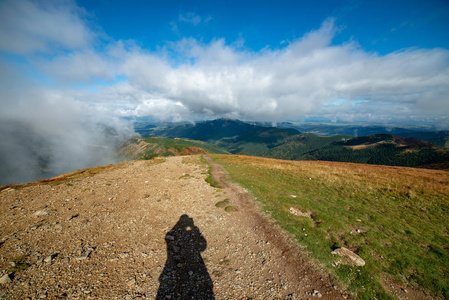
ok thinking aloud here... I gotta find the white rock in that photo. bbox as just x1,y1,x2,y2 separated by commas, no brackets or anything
0,274,12,284
331,247,365,266
32,209,52,216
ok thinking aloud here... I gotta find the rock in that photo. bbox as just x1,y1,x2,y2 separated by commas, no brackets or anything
75,250,91,261
331,247,365,266
44,255,53,264
0,274,12,284
33,209,52,216
54,224,63,232
165,234,175,241
289,207,310,217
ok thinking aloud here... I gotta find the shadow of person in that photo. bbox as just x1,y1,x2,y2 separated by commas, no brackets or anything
156,214,214,300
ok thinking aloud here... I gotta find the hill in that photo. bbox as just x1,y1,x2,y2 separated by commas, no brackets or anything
2,153,447,299
140,119,449,170
428,135,449,148
306,134,449,169
116,137,229,160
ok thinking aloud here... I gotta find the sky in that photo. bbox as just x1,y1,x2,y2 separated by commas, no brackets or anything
0,0,449,183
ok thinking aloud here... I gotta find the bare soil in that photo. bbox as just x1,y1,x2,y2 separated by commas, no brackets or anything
0,155,347,299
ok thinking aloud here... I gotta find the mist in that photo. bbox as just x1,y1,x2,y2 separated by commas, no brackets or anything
0,88,135,186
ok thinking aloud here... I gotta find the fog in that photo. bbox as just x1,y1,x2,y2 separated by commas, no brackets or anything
0,87,135,186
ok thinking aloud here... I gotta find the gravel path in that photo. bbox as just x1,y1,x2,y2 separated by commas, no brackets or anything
0,155,346,299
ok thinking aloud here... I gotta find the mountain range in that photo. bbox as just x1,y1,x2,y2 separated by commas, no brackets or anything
131,119,449,170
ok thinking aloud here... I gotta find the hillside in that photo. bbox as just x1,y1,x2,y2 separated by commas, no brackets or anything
0,155,345,299
139,119,449,170
428,135,449,148
116,137,229,160
307,134,449,169
1,153,447,299
213,154,449,299
263,133,352,160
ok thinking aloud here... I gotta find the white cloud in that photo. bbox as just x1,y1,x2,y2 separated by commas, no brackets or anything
179,12,202,26
0,0,94,55
110,19,449,122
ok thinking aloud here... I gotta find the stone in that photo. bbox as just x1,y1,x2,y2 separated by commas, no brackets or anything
289,207,310,217
165,235,175,241
54,224,63,232
331,247,365,266
75,250,91,261
0,274,12,284
33,209,52,216
44,255,53,264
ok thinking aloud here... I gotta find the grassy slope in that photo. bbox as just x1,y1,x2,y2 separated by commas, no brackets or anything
117,137,229,160
212,154,449,299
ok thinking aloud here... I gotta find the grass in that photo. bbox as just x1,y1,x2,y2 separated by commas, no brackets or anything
212,154,449,299
6,255,29,273
224,205,238,212
201,155,222,188
215,199,230,207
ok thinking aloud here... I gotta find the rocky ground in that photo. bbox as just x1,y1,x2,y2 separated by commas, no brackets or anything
0,155,347,299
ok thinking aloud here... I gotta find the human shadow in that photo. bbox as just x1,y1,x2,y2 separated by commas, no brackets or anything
156,214,214,300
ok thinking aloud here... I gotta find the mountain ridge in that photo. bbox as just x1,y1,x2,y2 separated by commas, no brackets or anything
134,119,449,170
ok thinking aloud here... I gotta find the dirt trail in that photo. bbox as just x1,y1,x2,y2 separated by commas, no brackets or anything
0,155,345,299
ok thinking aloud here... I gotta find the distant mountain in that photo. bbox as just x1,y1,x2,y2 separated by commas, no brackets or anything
306,134,449,169
146,119,300,156
263,133,352,160
425,135,449,148
135,119,449,170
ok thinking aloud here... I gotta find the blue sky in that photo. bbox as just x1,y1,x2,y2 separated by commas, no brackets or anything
78,0,449,54
1,0,449,127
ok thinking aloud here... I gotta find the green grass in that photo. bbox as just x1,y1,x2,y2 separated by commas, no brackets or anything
215,199,230,207
212,154,449,299
224,205,238,212
201,155,222,189
6,255,29,273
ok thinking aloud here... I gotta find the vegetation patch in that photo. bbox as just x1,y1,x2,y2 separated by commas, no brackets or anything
215,199,230,208
7,255,29,273
213,154,449,299
116,137,229,161
201,155,222,188
224,205,238,212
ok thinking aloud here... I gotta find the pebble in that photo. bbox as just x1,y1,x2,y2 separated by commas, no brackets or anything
75,250,91,261
0,274,12,284
44,255,54,264
33,209,52,216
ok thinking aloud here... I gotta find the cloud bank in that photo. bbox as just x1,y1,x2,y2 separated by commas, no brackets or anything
1,0,449,183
